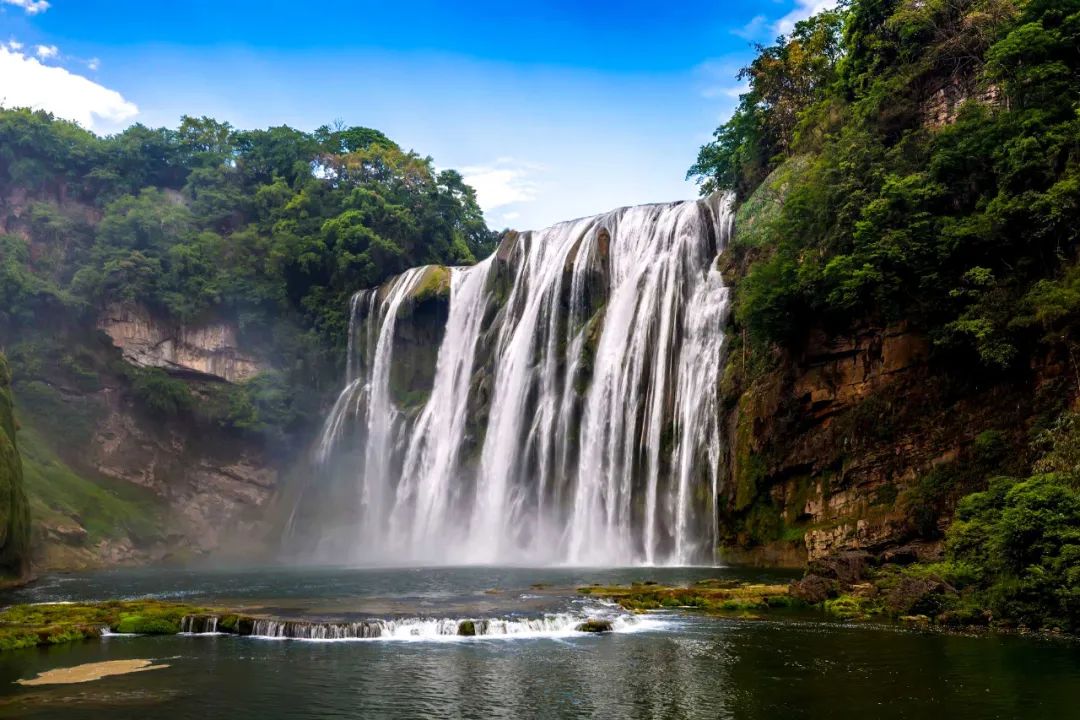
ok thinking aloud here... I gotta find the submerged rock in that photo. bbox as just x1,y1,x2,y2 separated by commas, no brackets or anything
575,619,613,633
16,659,170,686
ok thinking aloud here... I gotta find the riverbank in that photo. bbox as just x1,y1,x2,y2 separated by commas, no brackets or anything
582,572,1077,638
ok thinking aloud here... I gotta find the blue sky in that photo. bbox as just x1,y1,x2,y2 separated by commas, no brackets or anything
0,0,832,229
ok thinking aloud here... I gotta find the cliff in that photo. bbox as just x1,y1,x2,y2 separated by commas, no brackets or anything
98,303,268,383
6,318,283,571
0,354,31,583
714,317,1059,567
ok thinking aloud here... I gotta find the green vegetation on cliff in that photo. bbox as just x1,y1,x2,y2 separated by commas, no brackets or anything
693,0,1080,366
692,0,1080,631
0,111,496,441
0,354,30,582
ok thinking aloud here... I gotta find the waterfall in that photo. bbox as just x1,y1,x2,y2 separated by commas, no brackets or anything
296,193,733,566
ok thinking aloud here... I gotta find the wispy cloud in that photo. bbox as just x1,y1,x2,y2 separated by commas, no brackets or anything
694,58,747,101
732,14,770,41
0,44,138,131
462,158,543,212
774,0,838,35
34,43,57,60
1,0,50,15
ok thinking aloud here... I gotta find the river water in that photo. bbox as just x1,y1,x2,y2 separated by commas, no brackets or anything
0,566,1077,719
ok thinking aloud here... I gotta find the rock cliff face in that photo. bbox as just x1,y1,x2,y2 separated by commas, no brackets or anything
0,354,31,583
88,387,278,556
98,303,268,383
717,317,1057,567
8,322,282,572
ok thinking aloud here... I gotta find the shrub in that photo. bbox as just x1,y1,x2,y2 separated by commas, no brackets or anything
131,368,192,417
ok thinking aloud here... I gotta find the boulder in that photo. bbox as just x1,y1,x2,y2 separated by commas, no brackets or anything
883,576,957,617
807,550,873,585
789,574,836,604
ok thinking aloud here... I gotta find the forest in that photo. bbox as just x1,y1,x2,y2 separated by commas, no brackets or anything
0,111,495,440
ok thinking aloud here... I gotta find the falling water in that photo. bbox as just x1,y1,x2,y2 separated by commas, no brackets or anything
297,193,733,566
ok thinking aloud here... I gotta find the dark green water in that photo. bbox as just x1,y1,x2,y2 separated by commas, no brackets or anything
1,566,1077,719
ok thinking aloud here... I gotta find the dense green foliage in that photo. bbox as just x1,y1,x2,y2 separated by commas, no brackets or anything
1,111,493,344
0,110,494,440
942,414,1080,631
692,0,1080,368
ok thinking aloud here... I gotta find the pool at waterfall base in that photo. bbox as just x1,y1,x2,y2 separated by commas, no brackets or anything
0,565,1077,719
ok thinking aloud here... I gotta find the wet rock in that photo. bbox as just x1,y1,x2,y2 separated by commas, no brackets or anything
880,545,920,565
883,576,957,617
789,574,836,604
807,551,873,585
457,620,476,637
576,619,613,633
880,541,943,565
899,614,931,626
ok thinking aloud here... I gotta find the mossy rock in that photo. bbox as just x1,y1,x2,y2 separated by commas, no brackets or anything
457,620,477,636
823,593,883,620
408,265,452,305
112,615,182,634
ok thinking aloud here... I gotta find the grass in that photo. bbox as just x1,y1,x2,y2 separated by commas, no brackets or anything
16,421,166,546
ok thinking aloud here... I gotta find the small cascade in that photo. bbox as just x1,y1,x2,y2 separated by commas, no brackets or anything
180,615,220,634
295,193,734,566
178,610,651,641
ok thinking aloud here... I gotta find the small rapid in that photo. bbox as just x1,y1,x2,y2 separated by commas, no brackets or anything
178,607,664,642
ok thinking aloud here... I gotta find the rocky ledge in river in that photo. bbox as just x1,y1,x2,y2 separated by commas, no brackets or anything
581,572,1048,634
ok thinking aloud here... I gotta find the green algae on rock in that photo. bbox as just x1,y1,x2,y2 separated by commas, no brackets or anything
580,581,794,614
0,600,212,651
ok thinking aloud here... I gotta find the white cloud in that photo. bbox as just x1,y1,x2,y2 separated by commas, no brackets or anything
0,45,138,131
87,57,100,71
462,158,542,212
1,0,50,15
34,43,57,60
5,38,22,51
774,0,838,35
733,14,770,41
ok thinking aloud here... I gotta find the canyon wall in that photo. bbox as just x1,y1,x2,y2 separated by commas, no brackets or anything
8,308,282,572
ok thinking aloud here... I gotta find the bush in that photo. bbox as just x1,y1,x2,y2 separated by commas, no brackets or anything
131,368,192,417
945,473,1080,631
